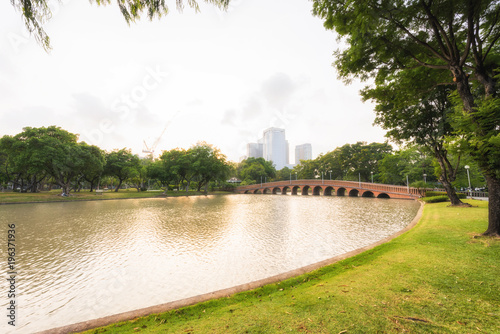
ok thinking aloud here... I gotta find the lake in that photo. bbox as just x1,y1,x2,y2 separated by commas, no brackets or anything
0,194,420,333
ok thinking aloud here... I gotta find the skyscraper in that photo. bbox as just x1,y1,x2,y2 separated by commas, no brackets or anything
262,127,289,170
295,143,312,164
246,142,263,159
247,127,290,170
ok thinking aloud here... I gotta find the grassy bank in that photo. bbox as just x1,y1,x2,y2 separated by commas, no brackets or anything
81,200,499,334
0,189,232,204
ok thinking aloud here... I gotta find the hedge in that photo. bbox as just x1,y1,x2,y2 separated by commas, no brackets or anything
425,191,466,199
421,195,450,203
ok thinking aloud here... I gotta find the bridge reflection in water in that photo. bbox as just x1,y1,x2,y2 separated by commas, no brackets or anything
236,180,421,200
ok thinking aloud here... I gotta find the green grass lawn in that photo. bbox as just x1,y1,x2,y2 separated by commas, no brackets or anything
0,189,231,204
80,200,499,334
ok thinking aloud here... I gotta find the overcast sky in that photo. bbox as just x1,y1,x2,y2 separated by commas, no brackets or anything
0,0,387,162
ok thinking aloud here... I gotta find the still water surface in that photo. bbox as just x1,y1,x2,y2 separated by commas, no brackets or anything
0,195,419,333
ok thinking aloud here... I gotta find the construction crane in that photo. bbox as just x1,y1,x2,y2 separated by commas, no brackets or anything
142,111,180,158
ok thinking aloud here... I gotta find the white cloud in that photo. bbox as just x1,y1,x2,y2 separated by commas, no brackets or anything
0,0,387,162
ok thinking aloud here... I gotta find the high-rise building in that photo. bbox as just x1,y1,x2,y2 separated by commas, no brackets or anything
246,142,263,159
262,127,289,170
295,143,312,164
247,127,290,170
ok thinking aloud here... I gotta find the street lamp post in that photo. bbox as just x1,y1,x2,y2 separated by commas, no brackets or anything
465,165,471,197
371,171,373,183
322,171,324,184
295,172,297,181
423,173,427,184
329,170,332,180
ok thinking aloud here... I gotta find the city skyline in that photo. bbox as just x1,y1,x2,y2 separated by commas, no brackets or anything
246,127,316,169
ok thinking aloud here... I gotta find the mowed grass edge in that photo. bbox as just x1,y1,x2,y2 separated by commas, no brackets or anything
0,189,232,204
79,200,499,334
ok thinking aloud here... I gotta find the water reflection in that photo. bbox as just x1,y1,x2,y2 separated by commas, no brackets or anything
0,195,419,333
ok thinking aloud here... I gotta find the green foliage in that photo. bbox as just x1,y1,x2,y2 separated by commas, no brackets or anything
236,157,276,184
104,148,142,192
153,142,231,192
425,191,466,199
449,91,500,180
79,143,106,191
421,195,451,203
293,142,392,182
379,146,437,186
11,0,230,51
0,126,98,194
273,166,293,181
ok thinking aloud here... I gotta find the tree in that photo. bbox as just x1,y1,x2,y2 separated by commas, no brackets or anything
104,149,141,192
313,0,500,235
0,132,49,192
10,0,229,51
147,158,175,191
0,126,85,194
379,146,438,186
47,141,88,195
293,159,320,180
190,142,230,193
274,166,293,182
129,158,151,191
364,66,466,205
237,157,276,184
158,148,188,190
293,142,392,182
80,143,106,192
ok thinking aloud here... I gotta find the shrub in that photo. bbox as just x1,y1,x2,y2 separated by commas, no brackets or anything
421,195,450,203
425,191,466,199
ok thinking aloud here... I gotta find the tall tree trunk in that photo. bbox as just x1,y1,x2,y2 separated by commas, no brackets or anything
62,183,71,195
441,179,464,206
452,67,475,112
434,147,465,206
483,174,500,236
115,179,123,192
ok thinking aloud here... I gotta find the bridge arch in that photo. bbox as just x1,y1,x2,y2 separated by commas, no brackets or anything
262,188,271,194
282,186,289,195
272,187,281,194
302,185,310,195
349,189,359,197
313,186,323,196
253,189,261,194
377,193,390,199
337,188,346,196
361,191,375,198
244,190,250,194
324,186,334,196
292,186,300,195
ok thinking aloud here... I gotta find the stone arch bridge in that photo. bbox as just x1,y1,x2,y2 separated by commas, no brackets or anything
236,180,421,200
